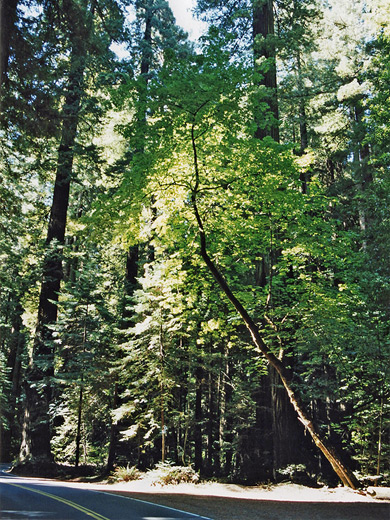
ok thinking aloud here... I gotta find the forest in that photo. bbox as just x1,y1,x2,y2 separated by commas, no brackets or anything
0,0,389,490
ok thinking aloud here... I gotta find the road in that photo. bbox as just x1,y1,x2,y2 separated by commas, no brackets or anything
0,467,212,520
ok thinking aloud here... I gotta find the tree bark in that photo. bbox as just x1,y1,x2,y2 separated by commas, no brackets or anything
295,50,310,193
253,0,279,142
0,0,18,113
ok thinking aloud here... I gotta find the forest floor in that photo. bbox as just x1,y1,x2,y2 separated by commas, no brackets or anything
84,478,390,520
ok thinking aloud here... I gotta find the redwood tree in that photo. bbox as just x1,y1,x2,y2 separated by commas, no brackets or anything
19,0,127,464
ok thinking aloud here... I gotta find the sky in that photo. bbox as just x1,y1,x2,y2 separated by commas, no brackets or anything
168,0,208,40
110,0,207,58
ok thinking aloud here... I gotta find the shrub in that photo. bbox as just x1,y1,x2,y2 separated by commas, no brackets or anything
111,465,141,482
150,461,199,486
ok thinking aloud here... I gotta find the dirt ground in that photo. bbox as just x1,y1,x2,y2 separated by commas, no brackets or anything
87,479,390,520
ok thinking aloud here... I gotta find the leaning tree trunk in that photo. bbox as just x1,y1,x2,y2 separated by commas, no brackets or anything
19,2,88,464
190,127,360,489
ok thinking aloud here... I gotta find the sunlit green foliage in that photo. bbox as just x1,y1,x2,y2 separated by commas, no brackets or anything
0,0,389,483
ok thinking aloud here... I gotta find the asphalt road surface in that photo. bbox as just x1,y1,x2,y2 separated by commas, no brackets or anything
0,467,212,520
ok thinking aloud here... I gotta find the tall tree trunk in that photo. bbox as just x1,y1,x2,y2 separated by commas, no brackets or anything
75,384,83,468
123,245,139,325
160,322,166,463
106,381,119,473
252,3,313,478
222,355,234,476
0,0,18,114
190,129,360,489
206,367,215,476
252,370,273,479
107,246,139,470
194,364,203,473
296,51,308,153
296,50,310,193
253,0,279,142
75,309,88,468
269,364,306,474
0,302,25,462
105,1,152,471
253,0,287,479
105,247,139,474
377,395,384,477
352,101,372,251
19,1,88,464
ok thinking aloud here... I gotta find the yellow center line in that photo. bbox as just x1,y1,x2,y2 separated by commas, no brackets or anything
6,482,111,520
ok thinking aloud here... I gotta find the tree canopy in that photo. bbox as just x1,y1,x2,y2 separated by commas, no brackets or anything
0,0,389,488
